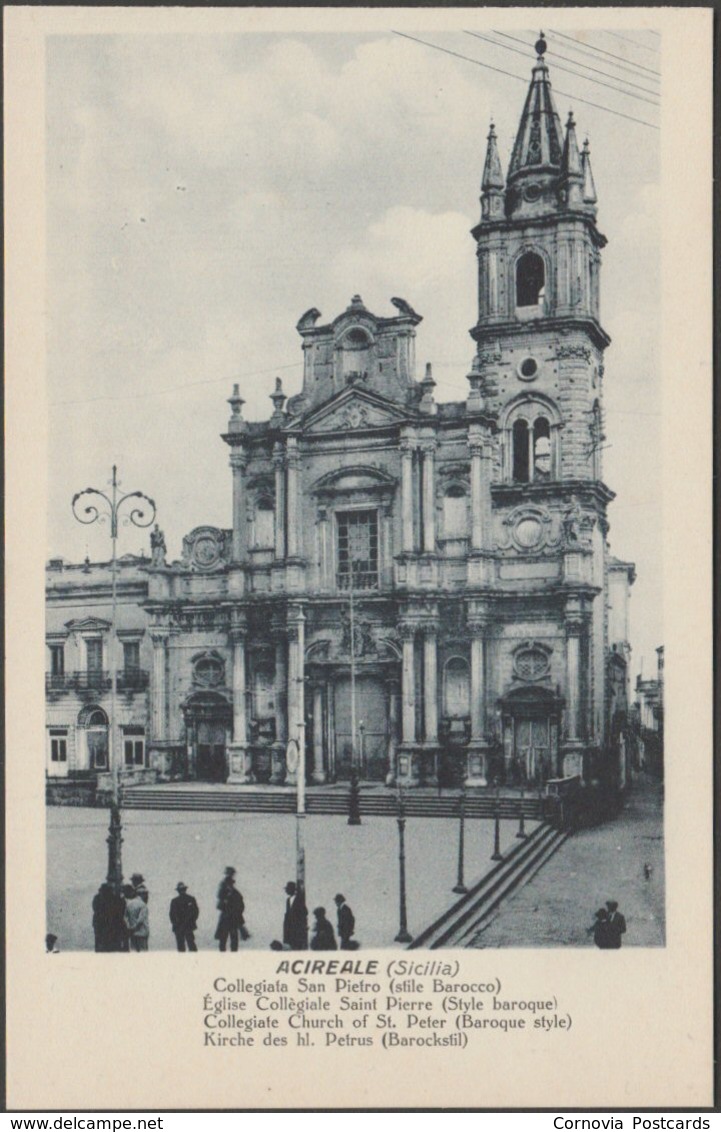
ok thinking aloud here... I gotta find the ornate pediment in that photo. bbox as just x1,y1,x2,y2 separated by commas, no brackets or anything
65,617,111,633
300,389,410,436
181,527,231,572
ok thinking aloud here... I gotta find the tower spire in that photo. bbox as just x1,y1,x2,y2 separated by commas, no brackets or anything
581,137,598,214
480,121,505,221
560,110,584,209
505,33,564,217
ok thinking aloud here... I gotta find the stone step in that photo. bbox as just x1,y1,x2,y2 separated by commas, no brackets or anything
408,824,569,949
121,786,544,820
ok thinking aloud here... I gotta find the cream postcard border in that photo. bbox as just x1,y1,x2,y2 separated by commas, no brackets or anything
4,5,713,1110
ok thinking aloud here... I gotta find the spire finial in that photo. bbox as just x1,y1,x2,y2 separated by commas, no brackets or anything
535,32,547,57
227,382,247,434
270,376,287,422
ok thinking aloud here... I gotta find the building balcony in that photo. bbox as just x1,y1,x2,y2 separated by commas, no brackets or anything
45,668,149,694
336,570,378,592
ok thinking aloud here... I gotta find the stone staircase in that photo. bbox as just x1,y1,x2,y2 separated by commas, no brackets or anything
121,784,545,821
408,822,570,948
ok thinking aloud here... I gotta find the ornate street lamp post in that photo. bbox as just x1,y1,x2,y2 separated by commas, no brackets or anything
452,780,468,894
516,784,528,840
491,784,504,862
394,784,413,943
72,466,156,893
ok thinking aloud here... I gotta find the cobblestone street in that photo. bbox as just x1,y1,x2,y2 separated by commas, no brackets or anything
469,772,665,948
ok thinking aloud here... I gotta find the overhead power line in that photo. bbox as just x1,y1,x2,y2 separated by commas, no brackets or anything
605,29,660,53
50,360,302,407
491,29,659,97
548,28,661,77
392,31,660,130
542,30,660,82
471,30,659,106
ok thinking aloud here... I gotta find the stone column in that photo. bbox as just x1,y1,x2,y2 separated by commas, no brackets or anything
286,438,301,559
227,618,253,784
150,630,169,742
229,449,248,563
385,679,400,786
421,440,437,553
467,621,489,786
270,636,287,784
563,610,585,779
469,429,483,551
285,605,305,785
312,684,326,784
400,624,416,744
481,441,494,550
423,624,438,744
400,439,415,553
273,443,286,560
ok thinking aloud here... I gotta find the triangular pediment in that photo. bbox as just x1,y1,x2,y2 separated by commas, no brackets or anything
291,386,414,436
65,617,111,633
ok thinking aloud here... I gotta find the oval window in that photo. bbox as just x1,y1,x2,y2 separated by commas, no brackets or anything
518,357,539,380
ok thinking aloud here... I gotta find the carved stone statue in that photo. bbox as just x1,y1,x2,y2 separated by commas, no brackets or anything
150,524,167,566
562,496,594,549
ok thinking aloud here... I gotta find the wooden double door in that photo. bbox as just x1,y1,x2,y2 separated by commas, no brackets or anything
504,713,557,785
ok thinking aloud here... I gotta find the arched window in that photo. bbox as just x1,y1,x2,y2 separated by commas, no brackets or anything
444,658,470,718
82,706,108,770
516,252,545,308
505,399,560,484
442,486,468,541
253,498,275,549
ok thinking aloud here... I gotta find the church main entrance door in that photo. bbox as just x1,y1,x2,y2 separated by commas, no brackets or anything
333,676,388,781
182,692,232,783
513,716,552,785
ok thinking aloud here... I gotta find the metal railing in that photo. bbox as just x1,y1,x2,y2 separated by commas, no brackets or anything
336,570,378,591
45,669,149,693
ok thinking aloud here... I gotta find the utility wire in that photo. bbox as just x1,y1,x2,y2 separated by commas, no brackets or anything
604,29,660,54
392,31,659,130
543,30,660,82
467,30,659,107
548,28,661,77
50,361,302,408
490,29,659,97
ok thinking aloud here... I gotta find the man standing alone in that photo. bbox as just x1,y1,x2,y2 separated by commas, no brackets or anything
169,882,199,952
334,893,356,950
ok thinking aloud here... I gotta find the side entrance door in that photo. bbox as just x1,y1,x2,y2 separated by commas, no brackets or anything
514,715,552,785
197,721,227,783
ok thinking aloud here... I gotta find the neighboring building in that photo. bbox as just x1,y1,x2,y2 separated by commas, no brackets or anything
632,645,664,779
46,38,635,791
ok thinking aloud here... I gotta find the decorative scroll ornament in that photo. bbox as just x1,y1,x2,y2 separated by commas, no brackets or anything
182,526,229,571
555,344,591,362
496,505,561,553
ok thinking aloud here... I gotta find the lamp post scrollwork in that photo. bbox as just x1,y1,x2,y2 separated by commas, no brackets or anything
72,465,156,894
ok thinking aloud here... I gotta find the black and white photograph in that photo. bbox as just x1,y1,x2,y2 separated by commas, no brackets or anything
42,22,667,955
5,3,713,1112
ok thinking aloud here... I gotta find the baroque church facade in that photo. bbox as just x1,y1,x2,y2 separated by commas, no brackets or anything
46,40,635,791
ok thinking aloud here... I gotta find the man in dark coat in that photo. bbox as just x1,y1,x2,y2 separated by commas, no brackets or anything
334,893,356,950
92,882,126,952
606,900,627,948
591,908,615,949
169,882,199,952
310,907,337,951
215,876,246,952
282,881,308,950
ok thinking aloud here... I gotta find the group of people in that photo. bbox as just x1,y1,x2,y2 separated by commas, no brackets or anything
280,882,357,952
590,900,627,949
92,873,149,952
89,868,357,953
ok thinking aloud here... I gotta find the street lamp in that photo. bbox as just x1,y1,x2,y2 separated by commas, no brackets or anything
72,466,156,893
516,783,528,840
394,784,413,944
491,784,504,862
452,780,468,894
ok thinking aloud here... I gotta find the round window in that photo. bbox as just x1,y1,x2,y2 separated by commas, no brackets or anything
523,183,542,203
518,357,539,381
515,648,550,681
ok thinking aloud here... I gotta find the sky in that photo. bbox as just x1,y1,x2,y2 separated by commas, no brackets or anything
46,26,662,682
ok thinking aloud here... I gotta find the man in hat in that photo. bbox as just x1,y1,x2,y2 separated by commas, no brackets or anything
334,893,356,950
215,875,246,952
605,900,626,948
282,881,308,951
169,882,199,952
130,873,149,904
123,883,150,952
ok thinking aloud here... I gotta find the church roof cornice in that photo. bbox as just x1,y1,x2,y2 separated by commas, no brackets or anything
471,211,607,249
